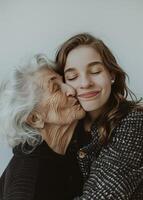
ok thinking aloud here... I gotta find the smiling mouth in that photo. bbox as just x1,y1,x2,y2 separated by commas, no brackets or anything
78,91,100,99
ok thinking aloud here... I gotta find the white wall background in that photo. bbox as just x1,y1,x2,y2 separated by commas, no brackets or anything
0,0,143,176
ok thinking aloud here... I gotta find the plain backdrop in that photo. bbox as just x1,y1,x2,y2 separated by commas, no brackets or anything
0,0,143,176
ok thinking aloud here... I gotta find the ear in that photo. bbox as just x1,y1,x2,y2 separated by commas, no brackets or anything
26,111,44,129
110,72,115,82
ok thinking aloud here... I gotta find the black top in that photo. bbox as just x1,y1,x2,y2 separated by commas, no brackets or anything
0,135,85,200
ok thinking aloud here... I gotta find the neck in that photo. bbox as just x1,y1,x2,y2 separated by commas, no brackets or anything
39,121,78,154
84,109,102,132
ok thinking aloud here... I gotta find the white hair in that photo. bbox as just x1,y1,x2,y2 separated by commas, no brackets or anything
0,54,55,150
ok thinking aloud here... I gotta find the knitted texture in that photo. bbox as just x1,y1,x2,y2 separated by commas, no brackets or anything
75,110,143,200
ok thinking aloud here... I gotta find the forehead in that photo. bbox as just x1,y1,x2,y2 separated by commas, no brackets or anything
35,67,61,81
65,46,102,69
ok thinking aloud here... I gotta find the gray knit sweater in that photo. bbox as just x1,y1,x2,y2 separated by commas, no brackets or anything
75,110,143,200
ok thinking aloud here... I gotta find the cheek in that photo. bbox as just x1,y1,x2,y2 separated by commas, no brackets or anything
65,80,78,90
49,94,62,109
50,94,74,120
99,77,112,99
95,73,111,89
48,93,68,114
47,101,72,124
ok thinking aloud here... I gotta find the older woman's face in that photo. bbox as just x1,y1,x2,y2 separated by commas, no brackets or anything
35,67,85,125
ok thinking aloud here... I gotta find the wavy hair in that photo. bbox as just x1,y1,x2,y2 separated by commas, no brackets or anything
0,54,54,150
55,33,142,143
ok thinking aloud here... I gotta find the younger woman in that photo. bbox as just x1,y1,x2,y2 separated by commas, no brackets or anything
56,33,143,200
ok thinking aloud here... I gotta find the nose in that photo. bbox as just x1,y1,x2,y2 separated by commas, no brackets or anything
80,75,93,89
61,83,76,97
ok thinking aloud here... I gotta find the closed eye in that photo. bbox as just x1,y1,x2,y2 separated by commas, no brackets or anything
90,71,101,75
65,74,78,81
66,76,77,81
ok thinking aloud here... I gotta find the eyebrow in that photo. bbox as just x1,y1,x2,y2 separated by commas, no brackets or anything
49,76,57,81
88,61,103,67
48,75,62,82
64,61,103,74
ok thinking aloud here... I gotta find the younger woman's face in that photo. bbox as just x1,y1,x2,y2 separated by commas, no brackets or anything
64,46,114,117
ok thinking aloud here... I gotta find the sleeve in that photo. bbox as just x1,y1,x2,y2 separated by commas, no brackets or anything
0,143,64,200
74,112,143,200
0,170,6,200
0,155,39,200
0,141,81,200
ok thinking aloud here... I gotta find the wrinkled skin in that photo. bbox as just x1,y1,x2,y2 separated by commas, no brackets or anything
27,66,85,154
35,67,85,125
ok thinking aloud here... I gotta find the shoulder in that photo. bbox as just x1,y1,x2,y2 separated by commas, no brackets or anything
111,109,143,149
121,108,143,121
106,109,143,168
13,141,46,157
0,156,39,199
116,109,143,131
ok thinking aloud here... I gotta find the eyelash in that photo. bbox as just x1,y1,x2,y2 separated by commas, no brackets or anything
66,71,101,81
90,71,101,74
66,77,77,81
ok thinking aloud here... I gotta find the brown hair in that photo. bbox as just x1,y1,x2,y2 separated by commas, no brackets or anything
55,33,141,144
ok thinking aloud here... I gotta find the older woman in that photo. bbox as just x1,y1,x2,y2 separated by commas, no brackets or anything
0,55,85,200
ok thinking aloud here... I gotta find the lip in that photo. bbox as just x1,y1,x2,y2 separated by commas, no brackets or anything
78,91,100,99
73,100,81,106
70,98,80,106
70,100,82,110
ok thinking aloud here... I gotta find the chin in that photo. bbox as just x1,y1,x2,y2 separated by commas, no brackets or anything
83,107,95,112
80,101,102,112
80,105,94,112
76,108,86,119
69,109,85,122
77,109,86,119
